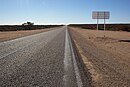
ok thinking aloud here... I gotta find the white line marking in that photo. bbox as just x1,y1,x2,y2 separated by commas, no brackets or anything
63,26,70,87
64,26,83,87
0,42,34,59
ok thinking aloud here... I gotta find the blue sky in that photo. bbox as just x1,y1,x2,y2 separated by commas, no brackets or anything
0,0,130,25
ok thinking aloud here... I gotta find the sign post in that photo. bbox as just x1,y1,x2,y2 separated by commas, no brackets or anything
104,16,106,31
97,17,99,31
92,11,110,31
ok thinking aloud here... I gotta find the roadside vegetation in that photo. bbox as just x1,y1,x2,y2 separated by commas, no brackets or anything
0,25,63,31
69,24,130,32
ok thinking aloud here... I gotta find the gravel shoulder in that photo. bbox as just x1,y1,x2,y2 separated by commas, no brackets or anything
0,27,60,42
69,27,130,87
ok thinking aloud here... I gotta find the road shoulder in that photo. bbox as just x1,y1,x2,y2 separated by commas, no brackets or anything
69,27,130,87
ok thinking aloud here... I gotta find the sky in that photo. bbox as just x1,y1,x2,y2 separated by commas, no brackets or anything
0,0,130,25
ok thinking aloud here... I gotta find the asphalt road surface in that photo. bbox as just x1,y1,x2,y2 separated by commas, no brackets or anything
0,26,85,87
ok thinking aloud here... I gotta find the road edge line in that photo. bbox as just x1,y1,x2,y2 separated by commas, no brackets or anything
67,26,83,87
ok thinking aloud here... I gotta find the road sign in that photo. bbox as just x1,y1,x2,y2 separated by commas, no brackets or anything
92,11,110,31
92,11,110,19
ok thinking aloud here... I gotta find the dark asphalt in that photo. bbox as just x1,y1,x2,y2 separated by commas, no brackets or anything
0,26,82,87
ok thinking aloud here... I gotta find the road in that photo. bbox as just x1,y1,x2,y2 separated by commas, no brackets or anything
0,26,86,87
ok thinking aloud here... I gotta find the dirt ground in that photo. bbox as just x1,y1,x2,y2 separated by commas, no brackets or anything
69,27,130,87
0,28,55,42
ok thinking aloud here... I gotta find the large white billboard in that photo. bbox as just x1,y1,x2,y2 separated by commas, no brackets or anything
92,11,110,19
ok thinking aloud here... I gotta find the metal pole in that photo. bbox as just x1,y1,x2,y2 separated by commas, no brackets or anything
104,18,105,31
103,12,105,37
104,12,106,31
97,12,99,30
97,18,99,31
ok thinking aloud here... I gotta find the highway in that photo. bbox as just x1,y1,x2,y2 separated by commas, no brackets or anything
0,26,86,87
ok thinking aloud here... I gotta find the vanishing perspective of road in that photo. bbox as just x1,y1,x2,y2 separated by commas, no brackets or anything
1,0,130,87
0,26,90,87
0,25,130,87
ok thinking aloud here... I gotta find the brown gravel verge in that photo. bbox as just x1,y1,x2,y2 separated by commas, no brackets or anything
69,27,130,87
0,28,57,42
